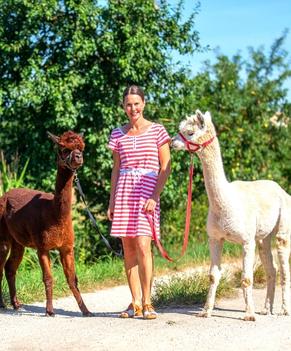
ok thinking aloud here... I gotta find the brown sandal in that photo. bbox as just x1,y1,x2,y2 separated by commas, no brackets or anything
119,303,143,318
143,304,157,320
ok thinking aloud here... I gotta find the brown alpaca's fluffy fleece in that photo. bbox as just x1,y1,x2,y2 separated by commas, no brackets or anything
58,131,85,151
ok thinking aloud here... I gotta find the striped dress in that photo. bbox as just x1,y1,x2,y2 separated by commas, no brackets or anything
108,123,170,238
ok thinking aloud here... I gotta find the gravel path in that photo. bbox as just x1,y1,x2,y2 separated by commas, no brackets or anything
1,278,291,351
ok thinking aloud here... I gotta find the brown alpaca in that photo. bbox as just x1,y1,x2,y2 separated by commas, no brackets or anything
0,131,91,316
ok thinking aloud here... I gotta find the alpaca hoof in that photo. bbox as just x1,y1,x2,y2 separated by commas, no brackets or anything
244,315,256,321
45,311,55,317
83,311,94,317
198,310,211,318
260,308,271,315
12,301,22,310
278,309,290,316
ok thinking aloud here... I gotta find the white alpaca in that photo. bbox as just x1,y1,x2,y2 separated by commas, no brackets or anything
172,110,291,321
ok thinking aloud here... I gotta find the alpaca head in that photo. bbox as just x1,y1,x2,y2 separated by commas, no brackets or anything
47,131,85,171
172,110,215,151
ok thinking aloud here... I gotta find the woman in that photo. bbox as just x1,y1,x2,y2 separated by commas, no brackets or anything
107,85,171,319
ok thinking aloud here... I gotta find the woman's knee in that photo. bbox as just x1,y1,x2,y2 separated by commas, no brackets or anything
136,237,152,258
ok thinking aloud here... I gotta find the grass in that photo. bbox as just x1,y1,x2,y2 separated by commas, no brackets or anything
4,243,285,310
153,273,236,307
2,254,126,305
1,240,243,307
233,262,273,289
152,254,273,308
0,150,29,196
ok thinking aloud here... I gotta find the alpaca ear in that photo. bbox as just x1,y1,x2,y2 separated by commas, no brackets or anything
47,131,60,144
195,110,205,129
204,111,212,123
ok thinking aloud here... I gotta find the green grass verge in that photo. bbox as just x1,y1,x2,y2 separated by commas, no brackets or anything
153,273,236,307
1,240,242,306
1,255,125,305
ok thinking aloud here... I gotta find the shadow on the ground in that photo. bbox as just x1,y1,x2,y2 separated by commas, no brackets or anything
0,305,121,318
1,304,247,321
157,304,245,321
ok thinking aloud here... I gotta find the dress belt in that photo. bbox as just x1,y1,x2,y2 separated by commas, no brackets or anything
120,168,158,178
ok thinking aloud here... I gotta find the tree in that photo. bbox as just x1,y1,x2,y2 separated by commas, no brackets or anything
0,0,202,260
161,32,291,249
0,0,201,189
1,1,290,260
194,33,291,193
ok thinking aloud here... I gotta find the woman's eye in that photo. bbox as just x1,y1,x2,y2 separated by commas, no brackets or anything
187,131,194,136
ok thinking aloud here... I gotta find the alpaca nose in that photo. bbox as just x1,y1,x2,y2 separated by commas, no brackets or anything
75,150,83,162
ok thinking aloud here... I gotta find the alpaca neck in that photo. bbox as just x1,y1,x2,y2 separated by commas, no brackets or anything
53,166,74,218
199,138,231,212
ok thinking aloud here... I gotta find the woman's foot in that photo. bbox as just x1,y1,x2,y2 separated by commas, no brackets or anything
143,304,157,320
119,303,143,318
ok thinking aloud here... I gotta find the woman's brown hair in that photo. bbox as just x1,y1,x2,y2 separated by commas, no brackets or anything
122,85,145,103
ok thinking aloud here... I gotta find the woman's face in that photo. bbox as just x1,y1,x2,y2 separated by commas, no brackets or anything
123,94,145,123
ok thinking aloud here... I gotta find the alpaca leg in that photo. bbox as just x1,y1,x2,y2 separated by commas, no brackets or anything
199,238,224,318
4,239,24,309
0,240,11,308
37,250,54,316
59,247,92,316
276,233,290,316
257,237,277,315
241,239,256,321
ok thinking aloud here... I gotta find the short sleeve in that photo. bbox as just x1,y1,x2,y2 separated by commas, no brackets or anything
157,125,171,148
108,129,119,152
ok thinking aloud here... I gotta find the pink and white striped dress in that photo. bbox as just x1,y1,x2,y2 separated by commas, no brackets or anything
108,123,170,238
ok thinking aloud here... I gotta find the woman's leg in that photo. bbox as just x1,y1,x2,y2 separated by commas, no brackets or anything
135,236,153,305
121,238,142,306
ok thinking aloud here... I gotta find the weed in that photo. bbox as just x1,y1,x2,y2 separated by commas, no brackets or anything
152,272,236,307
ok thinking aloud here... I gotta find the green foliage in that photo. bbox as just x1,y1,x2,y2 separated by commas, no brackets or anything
0,1,291,262
0,151,29,195
0,0,201,196
0,0,202,260
1,256,125,305
153,272,236,307
178,32,291,194
1,240,242,305
160,192,208,246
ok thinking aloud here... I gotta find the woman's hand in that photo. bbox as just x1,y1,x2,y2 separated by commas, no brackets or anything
143,198,157,214
107,206,114,221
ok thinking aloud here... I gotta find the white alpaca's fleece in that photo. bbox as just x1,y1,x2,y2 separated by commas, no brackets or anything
172,110,291,321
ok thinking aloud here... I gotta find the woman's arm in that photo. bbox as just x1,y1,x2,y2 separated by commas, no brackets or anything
107,151,120,221
143,142,171,213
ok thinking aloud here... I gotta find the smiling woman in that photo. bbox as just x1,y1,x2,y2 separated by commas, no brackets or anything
107,85,171,320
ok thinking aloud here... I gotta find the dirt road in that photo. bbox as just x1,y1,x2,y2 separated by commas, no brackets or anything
1,280,291,351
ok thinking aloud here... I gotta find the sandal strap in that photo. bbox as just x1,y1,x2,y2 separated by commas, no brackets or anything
143,304,155,311
120,303,142,318
143,304,157,319
133,303,143,316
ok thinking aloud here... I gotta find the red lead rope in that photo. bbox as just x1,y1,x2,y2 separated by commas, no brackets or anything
147,133,216,262
146,153,194,262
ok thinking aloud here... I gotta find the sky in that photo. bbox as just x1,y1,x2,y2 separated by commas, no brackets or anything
170,0,291,98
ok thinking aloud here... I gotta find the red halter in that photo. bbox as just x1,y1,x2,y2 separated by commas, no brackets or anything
178,132,216,153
